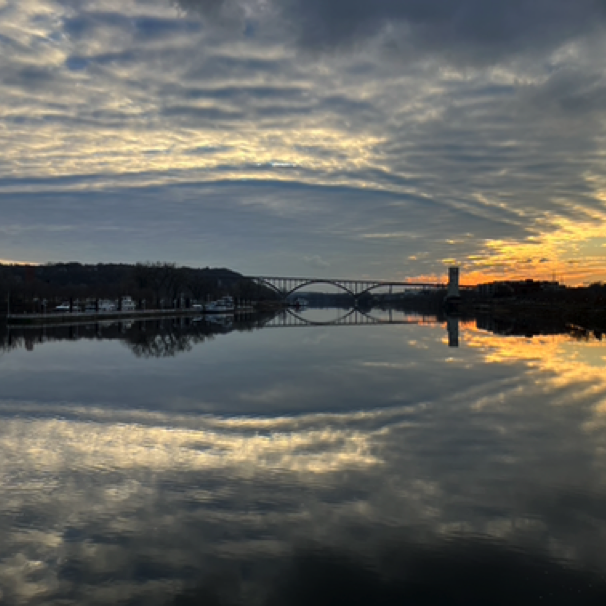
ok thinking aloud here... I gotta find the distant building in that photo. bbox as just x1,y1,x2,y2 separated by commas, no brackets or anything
477,279,561,297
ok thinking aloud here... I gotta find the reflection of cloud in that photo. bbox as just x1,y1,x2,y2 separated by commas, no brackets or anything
175,537,606,605
1,326,606,602
361,360,419,369
0,414,380,476
465,327,606,409
2,372,606,603
0,404,384,602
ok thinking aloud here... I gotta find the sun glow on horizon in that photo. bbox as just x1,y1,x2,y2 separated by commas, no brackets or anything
432,215,606,287
0,259,38,266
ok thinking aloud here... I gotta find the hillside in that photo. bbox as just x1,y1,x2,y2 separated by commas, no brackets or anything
0,262,277,314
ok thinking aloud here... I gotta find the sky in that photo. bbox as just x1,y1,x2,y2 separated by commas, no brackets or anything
1,0,606,284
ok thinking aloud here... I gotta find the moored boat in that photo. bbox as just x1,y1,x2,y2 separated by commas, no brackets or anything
204,296,235,314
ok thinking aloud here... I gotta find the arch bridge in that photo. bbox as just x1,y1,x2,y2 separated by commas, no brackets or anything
244,276,453,301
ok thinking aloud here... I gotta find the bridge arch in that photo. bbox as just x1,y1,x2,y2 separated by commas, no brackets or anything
255,278,357,300
285,280,358,299
254,279,284,299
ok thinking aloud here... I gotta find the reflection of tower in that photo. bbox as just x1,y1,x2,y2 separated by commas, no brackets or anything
447,316,459,348
447,267,460,299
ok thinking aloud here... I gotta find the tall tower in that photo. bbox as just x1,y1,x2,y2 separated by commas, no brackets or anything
447,266,460,299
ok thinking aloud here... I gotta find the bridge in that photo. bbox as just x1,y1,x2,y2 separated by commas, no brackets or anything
243,267,463,302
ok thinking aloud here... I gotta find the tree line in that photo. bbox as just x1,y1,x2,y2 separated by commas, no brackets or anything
0,262,278,315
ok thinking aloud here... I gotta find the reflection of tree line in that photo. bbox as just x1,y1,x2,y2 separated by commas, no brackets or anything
474,314,604,341
384,294,605,340
1,307,603,358
0,313,278,358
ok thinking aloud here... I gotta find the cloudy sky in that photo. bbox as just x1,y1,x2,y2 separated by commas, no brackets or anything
2,0,606,284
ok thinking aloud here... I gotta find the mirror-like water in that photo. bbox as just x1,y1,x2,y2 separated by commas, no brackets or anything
1,310,605,604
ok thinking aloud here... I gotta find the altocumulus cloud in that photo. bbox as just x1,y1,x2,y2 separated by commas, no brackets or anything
0,0,605,281
173,0,606,63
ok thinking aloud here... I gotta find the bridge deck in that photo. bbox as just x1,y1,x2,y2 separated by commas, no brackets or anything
248,276,446,287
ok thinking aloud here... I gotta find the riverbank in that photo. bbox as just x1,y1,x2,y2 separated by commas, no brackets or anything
4,306,258,327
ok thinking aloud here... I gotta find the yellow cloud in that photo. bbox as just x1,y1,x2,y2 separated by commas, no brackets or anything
462,215,606,285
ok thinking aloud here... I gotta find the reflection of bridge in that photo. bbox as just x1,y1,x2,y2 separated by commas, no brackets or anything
262,309,460,347
262,308,429,328
245,268,463,302
2,309,460,351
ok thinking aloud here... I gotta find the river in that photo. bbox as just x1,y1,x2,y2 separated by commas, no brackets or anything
0,309,605,604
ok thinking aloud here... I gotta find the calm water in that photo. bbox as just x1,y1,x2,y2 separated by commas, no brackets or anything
1,310,606,605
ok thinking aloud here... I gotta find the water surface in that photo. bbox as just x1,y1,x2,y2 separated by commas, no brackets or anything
1,311,605,604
